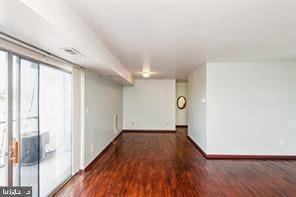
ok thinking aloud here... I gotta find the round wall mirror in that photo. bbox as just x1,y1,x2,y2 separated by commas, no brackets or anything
177,96,186,109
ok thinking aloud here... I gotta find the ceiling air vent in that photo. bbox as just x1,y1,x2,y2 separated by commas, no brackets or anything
60,47,85,57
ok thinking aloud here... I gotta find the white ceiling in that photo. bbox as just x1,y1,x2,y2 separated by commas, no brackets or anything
66,0,296,79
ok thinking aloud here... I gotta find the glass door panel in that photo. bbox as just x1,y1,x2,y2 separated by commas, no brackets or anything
19,58,39,197
0,50,8,186
39,65,72,196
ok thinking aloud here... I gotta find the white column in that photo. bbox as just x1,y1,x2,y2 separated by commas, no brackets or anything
72,68,84,174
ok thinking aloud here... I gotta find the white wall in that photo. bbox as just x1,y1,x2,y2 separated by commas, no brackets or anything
176,82,188,126
188,65,207,151
206,62,296,155
84,70,123,167
123,79,176,130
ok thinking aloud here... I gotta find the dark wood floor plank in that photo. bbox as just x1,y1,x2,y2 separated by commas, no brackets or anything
54,128,296,197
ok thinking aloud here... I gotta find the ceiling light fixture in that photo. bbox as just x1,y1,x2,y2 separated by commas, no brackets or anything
142,71,150,78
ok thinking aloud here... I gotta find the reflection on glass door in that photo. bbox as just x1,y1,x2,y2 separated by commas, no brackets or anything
39,65,72,196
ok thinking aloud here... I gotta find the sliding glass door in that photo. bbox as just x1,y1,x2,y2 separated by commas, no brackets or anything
0,49,73,196
39,65,72,196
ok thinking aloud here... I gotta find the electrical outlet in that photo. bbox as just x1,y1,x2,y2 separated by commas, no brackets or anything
221,139,227,146
90,145,94,152
201,98,206,104
280,140,284,147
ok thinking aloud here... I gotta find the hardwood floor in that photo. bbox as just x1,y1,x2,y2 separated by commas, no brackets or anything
54,127,296,196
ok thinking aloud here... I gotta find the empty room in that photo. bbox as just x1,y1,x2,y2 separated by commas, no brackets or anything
0,0,295,196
